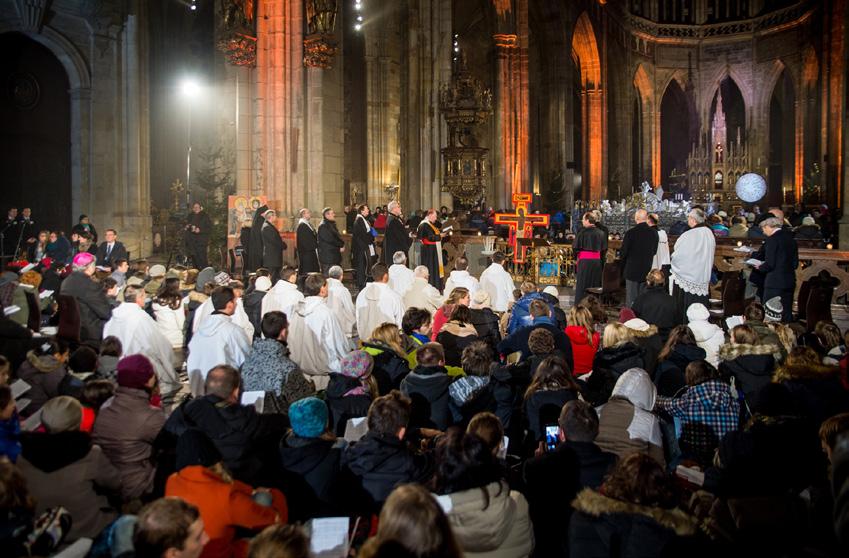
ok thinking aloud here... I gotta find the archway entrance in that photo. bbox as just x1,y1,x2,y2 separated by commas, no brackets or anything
0,32,71,233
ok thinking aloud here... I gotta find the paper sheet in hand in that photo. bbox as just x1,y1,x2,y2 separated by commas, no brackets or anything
39,290,54,299
21,409,42,432
733,246,753,253
20,263,36,273
744,258,763,267
675,465,705,486
240,391,265,414
343,417,368,443
725,315,744,330
309,517,349,558
368,245,375,257
11,379,31,399
3,305,21,316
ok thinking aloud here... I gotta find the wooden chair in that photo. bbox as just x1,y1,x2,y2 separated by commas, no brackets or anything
56,294,81,345
709,271,746,321
586,261,623,306
805,285,835,331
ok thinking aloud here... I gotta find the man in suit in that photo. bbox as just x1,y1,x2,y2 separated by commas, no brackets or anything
619,209,658,307
756,215,798,322
352,204,375,290
295,208,320,284
185,202,212,269
95,228,128,270
317,207,345,276
261,210,284,282
381,200,411,266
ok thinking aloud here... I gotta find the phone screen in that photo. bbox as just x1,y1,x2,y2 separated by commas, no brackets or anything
545,425,559,452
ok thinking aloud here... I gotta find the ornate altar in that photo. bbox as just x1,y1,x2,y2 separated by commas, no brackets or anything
218,0,257,67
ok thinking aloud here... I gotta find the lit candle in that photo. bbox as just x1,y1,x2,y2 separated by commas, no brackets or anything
737,241,742,247
342,230,346,234
827,243,833,250
477,231,481,236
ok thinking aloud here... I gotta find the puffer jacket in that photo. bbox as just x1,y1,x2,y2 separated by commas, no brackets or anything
279,432,347,520
444,481,534,558
469,307,501,349
773,363,849,425
596,368,665,466
361,341,410,394
436,320,480,367
400,365,454,430
506,292,546,334
717,343,778,405
565,325,600,375
687,319,726,367
15,351,69,415
592,342,645,381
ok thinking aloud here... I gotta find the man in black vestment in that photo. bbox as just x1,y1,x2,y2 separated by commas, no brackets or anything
185,202,212,269
261,210,284,282
619,209,658,307
351,204,375,290
246,203,268,273
416,209,443,291
381,200,411,266
317,207,345,276
295,208,320,282
573,212,607,305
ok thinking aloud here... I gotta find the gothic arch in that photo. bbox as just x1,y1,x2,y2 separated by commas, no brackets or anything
701,67,751,123
760,59,791,119
633,64,659,186
571,12,601,90
571,11,603,201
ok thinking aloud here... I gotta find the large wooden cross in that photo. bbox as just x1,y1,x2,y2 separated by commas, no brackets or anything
494,193,550,263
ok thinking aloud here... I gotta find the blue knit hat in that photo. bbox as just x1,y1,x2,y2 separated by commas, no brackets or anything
289,397,328,438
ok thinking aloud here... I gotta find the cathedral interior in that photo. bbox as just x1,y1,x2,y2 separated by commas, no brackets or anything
0,0,847,256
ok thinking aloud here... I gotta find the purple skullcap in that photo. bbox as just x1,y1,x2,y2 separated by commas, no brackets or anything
72,252,95,267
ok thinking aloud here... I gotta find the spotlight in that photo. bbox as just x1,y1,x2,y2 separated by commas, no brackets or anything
354,23,362,31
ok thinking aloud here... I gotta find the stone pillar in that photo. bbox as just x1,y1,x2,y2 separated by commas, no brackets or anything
493,29,529,208
304,57,345,218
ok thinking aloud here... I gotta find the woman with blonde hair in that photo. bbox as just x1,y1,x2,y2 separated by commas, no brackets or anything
431,287,470,340
359,483,463,558
590,322,644,385
566,305,600,376
362,323,411,393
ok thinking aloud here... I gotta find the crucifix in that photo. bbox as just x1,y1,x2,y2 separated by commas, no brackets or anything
494,193,550,263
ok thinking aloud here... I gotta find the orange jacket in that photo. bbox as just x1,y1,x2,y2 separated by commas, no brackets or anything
165,466,287,558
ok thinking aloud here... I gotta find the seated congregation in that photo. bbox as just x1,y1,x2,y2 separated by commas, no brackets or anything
1,252,849,558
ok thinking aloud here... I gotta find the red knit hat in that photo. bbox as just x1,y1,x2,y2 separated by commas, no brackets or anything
618,307,636,323
116,354,155,389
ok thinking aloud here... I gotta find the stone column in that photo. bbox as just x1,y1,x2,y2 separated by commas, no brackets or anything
493,30,529,208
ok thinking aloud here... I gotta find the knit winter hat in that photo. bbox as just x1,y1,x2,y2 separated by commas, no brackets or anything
340,350,374,380
116,354,155,390
41,396,83,433
618,307,637,323
686,303,710,322
176,428,223,470
255,276,272,292
764,297,783,323
623,318,650,332
802,216,816,226
543,286,559,298
288,397,328,438
214,271,231,286
528,328,555,355
196,267,216,291
471,289,491,309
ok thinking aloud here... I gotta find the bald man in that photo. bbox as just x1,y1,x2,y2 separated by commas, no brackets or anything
620,208,659,307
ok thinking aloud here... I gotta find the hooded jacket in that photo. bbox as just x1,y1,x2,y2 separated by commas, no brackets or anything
400,364,453,430
687,318,725,367
436,320,480,367
288,296,350,389
443,269,481,298
355,282,404,341
361,340,410,393
15,351,68,414
773,363,849,425
628,325,663,376
498,316,574,369
592,342,645,381
566,326,601,375
261,279,304,317
525,387,578,441
17,431,120,541
278,432,347,518
596,369,665,466
242,289,266,338
402,276,443,314
444,481,534,558
506,292,547,334
717,343,778,404
654,343,707,397
186,313,251,396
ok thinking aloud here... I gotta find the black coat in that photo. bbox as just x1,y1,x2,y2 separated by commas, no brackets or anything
498,319,574,372
381,214,411,265
490,361,532,431
522,441,616,557
186,211,212,242
351,215,375,267
361,341,410,394
525,388,578,441
71,222,98,243
760,228,798,290
469,308,501,350
296,222,320,273
591,342,644,381
620,222,659,282
317,219,345,265
59,271,114,345
278,433,347,520
717,343,776,405
261,221,284,268
94,241,128,269
242,290,266,338
247,205,268,271
540,292,568,330
633,332,664,377
632,286,678,337
0,317,40,370
325,374,372,436
399,365,453,430
654,343,706,397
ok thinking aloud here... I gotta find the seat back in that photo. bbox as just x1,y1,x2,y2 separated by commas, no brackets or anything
602,261,622,294
24,291,41,331
722,272,746,317
795,280,812,320
56,294,81,344
805,285,834,331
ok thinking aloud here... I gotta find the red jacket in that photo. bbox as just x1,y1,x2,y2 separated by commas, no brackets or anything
565,326,600,375
166,466,287,558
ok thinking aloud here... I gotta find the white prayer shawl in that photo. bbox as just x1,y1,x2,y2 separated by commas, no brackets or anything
326,277,356,339
355,282,404,340
443,270,480,298
261,280,304,318
103,303,180,395
152,302,185,349
652,229,671,269
670,226,715,296
288,296,349,390
403,277,444,314
186,314,251,396
479,263,515,313
388,264,416,298
192,297,254,340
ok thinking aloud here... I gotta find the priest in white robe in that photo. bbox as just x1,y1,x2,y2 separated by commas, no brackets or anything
649,213,671,270
326,265,356,342
355,263,404,340
443,256,480,297
479,251,515,312
387,251,415,298
261,267,304,318
288,273,350,390
670,208,716,324
403,266,444,314
187,286,251,396
103,285,181,400
192,292,254,340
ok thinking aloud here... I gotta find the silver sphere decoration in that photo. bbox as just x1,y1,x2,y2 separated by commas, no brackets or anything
735,173,767,203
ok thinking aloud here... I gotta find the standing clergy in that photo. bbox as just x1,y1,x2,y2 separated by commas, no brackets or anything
381,200,411,266
619,209,659,307
417,208,444,291
649,213,671,271
185,202,212,270
479,251,515,313
355,263,404,340
755,216,798,322
326,265,356,341
317,207,345,276
573,212,607,305
670,208,716,324
246,203,268,273
261,209,285,282
295,208,320,281
351,204,375,290
388,251,416,298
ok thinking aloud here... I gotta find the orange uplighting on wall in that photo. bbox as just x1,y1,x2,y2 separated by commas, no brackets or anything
572,12,603,202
